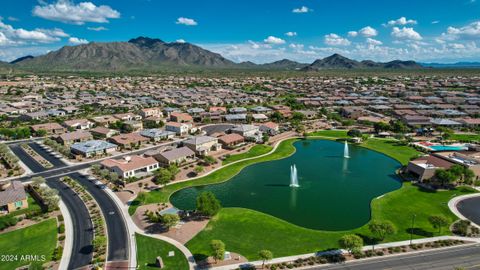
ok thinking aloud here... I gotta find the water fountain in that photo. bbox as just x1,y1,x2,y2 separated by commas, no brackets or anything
344,141,350,159
290,164,299,187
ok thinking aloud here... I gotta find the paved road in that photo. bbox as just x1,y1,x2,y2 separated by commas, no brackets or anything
9,144,45,173
68,172,129,262
310,244,480,270
457,197,480,227
28,142,67,168
47,177,94,269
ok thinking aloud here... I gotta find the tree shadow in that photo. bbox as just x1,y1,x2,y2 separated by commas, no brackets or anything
356,233,378,245
406,227,434,237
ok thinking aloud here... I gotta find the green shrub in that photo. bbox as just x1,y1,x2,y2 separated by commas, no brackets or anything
58,224,65,234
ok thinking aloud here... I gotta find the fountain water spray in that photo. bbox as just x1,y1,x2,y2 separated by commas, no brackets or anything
290,164,299,187
344,141,350,159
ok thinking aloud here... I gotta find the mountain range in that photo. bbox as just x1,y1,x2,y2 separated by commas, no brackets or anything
420,62,480,68
6,36,425,72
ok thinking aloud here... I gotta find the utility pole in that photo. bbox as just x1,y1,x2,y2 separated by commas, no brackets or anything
409,214,416,245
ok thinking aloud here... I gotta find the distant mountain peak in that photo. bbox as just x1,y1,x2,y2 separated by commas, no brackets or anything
128,36,165,48
10,55,34,64
303,54,422,70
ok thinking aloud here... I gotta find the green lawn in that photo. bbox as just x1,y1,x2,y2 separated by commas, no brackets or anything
0,219,57,270
222,144,273,165
0,195,43,230
128,139,298,215
186,183,476,261
129,132,466,262
360,139,421,165
306,130,349,139
136,233,189,270
449,133,480,143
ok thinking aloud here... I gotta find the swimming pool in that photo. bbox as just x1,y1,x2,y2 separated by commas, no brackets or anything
429,145,468,151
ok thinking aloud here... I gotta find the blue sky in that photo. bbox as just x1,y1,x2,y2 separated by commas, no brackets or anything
1,0,480,63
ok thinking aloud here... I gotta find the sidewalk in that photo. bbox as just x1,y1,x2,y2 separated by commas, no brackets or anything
102,181,197,270
58,200,74,270
208,236,480,270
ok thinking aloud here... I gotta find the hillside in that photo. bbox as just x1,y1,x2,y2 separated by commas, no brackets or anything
11,37,423,72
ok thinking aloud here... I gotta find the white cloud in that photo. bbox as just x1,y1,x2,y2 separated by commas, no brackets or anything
385,17,417,27
347,31,358,37
289,43,304,49
432,20,440,24
0,19,66,44
176,17,198,26
292,6,312,13
7,16,19,22
87,26,108,31
33,0,120,25
359,26,378,37
285,32,297,37
391,27,422,40
264,36,286,45
441,21,480,40
366,38,383,46
324,33,351,46
37,28,69,37
204,40,480,64
68,37,88,45
175,39,186,43
0,32,13,46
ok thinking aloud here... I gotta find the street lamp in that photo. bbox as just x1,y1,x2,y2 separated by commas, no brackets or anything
409,214,416,245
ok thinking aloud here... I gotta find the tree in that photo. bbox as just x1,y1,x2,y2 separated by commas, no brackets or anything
196,191,222,217
100,169,110,180
368,220,396,250
202,156,216,166
31,176,46,187
167,164,180,177
36,129,47,137
463,168,475,185
434,169,457,186
262,134,270,144
347,129,362,138
258,250,273,268
162,213,180,230
270,111,284,122
155,168,173,187
91,164,101,174
373,122,390,133
109,172,119,183
292,112,306,122
390,120,408,134
194,166,204,175
210,240,225,263
338,234,363,254
428,215,449,233
449,164,465,179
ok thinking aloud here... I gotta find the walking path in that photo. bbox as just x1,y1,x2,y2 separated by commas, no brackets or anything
58,200,74,270
209,236,480,270
112,134,300,269
104,186,197,270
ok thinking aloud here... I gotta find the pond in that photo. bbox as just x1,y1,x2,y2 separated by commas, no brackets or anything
170,139,402,231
